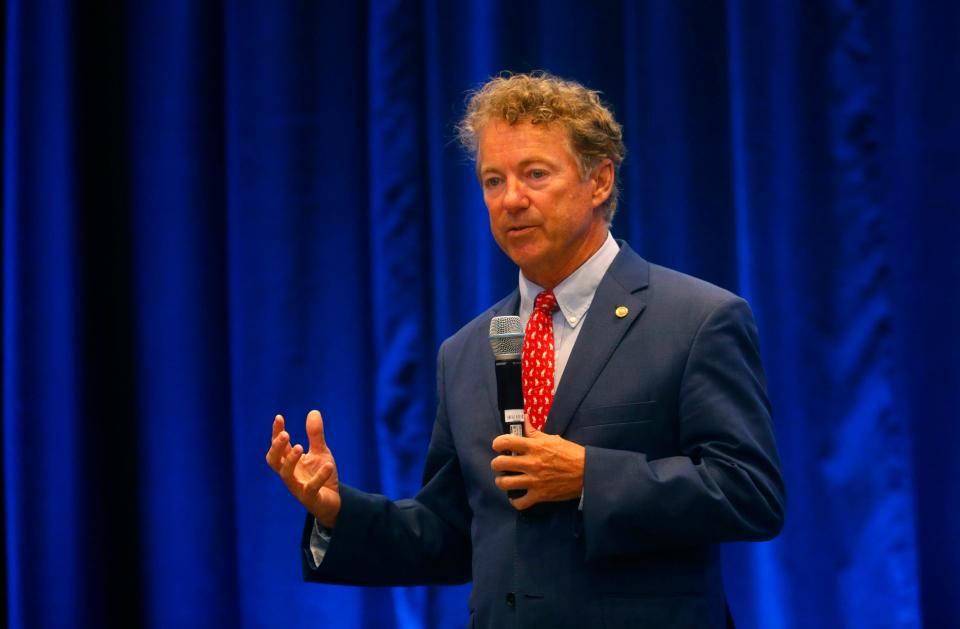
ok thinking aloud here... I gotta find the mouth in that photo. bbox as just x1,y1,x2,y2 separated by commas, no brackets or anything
506,225,536,236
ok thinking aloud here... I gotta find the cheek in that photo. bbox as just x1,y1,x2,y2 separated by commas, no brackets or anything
486,205,508,243
487,210,499,233
483,197,497,219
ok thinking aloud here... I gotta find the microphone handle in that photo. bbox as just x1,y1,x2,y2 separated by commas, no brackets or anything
495,358,526,499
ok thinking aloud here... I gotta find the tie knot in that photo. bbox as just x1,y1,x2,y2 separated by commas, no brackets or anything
534,290,558,315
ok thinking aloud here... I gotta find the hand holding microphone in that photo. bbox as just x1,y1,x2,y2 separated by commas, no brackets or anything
488,315,585,509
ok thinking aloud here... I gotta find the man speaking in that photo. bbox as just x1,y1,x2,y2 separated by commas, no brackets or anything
266,72,785,628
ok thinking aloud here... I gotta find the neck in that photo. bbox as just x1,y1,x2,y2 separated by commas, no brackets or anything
524,227,608,290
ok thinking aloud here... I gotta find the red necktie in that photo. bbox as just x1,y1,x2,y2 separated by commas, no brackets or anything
522,290,559,431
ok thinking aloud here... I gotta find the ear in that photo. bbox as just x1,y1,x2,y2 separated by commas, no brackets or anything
590,158,614,208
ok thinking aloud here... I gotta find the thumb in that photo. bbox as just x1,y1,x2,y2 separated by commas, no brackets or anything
306,409,327,454
524,411,540,438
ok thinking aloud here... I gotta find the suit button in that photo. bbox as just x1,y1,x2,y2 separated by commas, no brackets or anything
505,592,516,608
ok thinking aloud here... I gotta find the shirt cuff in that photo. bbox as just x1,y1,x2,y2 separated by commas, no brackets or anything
578,488,584,511
308,518,333,567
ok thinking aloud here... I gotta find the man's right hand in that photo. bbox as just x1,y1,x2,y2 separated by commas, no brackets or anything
266,410,341,529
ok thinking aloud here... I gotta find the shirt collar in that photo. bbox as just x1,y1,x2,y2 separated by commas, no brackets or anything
518,231,620,329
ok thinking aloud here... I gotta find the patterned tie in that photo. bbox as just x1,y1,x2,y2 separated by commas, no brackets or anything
522,290,559,431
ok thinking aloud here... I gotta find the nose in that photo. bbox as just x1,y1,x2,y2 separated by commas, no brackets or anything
502,176,530,212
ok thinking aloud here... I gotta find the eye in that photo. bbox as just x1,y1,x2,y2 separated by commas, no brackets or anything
529,169,548,180
483,176,502,189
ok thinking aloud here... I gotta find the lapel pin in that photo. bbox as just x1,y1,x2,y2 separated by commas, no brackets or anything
615,306,629,318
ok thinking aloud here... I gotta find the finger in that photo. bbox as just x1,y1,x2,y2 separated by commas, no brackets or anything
308,465,339,519
523,412,548,439
304,461,335,495
492,434,528,453
280,444,304,480
276,431,294,460
272,414,285,440
510,491,537,511
265,432,291,471
306,410,327,455
495,473,528,491
491,454,530,474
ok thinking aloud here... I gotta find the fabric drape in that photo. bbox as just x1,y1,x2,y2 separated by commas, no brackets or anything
3,1,957,627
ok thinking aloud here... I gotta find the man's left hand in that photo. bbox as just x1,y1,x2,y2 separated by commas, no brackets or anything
490,417,586,510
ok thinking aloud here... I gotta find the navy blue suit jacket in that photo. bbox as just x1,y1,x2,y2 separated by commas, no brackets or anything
302,243,785,628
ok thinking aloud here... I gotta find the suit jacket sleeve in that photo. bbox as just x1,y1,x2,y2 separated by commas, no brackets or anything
581,296,785,561
300,342,472,586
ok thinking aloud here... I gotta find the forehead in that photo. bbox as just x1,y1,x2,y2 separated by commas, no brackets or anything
476,120,575,168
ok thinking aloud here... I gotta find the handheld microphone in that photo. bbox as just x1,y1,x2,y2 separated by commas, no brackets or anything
489,315,525,499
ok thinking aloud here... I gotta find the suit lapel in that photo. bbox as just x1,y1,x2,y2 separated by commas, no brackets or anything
545,243,650,437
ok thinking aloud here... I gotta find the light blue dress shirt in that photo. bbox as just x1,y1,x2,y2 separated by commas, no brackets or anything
518,231,620,390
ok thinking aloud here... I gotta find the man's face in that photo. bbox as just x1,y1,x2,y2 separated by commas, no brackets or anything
477,120,611,288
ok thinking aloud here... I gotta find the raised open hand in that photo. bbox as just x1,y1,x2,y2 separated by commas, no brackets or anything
266,410,341,528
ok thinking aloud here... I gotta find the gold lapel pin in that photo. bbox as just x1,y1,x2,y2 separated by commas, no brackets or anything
615,306,629,318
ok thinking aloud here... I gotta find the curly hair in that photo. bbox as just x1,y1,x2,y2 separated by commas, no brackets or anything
457,71,626,221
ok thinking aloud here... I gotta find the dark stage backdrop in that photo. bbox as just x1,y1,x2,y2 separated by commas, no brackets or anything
3,1,957,627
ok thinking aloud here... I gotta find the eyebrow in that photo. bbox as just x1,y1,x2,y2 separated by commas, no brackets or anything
517,157,557,168
478,156,558,176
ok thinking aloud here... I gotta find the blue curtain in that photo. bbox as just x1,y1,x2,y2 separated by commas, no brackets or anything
4,1,958,627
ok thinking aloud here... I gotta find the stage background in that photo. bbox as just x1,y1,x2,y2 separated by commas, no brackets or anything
3,1,958,627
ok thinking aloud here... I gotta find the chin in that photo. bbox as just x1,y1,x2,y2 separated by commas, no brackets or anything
503,245,540,268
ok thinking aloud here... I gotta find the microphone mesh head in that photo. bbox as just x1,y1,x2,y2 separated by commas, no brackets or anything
489,316,524,359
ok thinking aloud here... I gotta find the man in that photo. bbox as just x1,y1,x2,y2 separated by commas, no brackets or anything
266,72,785,628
